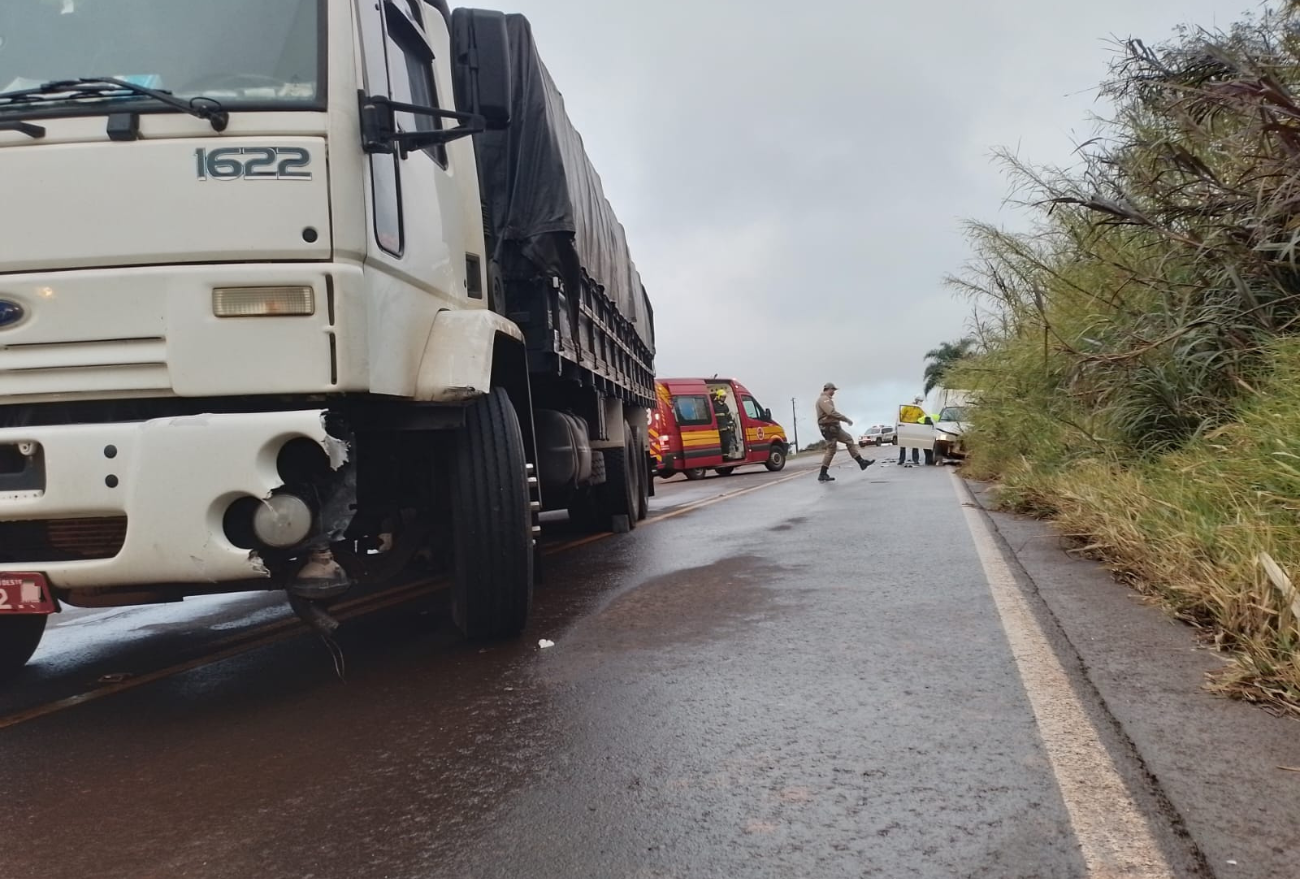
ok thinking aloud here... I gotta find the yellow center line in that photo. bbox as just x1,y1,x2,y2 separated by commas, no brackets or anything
0,466,814,731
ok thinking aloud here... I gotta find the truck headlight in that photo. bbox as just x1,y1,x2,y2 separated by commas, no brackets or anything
213,286,315,317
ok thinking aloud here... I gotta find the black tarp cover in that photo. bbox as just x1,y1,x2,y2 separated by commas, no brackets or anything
455,11,654,352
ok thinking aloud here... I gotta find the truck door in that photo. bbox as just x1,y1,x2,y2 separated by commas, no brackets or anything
357,1,479,325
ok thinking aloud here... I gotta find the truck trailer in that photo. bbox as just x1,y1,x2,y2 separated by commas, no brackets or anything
0,0,654,677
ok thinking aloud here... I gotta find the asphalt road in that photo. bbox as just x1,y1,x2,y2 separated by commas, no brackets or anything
0,451,1289,878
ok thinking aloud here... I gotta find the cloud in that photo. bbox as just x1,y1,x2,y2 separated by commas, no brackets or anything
504,0,1240,429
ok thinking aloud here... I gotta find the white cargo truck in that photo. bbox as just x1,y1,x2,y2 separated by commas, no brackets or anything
0,0,656,677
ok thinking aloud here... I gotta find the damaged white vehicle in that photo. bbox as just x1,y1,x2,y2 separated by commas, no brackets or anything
0,0,657,677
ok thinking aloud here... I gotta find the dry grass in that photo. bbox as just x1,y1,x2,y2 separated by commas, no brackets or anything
946,5,1300,712
975,345,1300,713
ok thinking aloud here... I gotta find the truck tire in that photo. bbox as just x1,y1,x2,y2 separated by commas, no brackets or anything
635,430,649,521
596,423,638,533
765,443,787,472
683,468,706,481
450,388,533,641
0,614,46,680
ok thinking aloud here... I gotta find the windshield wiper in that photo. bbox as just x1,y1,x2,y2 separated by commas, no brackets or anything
0,120,45,139
0,77,228,132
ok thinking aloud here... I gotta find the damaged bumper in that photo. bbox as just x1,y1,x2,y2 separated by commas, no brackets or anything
0,409,349,591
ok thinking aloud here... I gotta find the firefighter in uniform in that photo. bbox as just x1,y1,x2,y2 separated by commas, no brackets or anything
815,382,874,482
712,387,741,460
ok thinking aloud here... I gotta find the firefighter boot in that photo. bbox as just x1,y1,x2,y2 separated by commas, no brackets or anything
818,467,835,482
858,457,876,471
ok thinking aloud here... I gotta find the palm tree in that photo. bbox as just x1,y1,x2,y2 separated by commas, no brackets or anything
923,337,975,396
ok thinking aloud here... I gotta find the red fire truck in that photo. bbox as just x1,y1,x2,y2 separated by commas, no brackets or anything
652,378,789,479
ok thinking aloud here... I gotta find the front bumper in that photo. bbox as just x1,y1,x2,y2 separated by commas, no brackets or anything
0,410,344,591
656,451,681,473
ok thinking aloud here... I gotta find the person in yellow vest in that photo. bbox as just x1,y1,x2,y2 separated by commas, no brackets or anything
815,382,874,482
897,397,936,466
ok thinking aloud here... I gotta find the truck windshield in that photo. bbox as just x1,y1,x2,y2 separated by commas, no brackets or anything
0,0,320,111
939,406,968,422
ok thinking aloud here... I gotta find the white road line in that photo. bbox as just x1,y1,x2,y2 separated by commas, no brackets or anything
951,472,1174,879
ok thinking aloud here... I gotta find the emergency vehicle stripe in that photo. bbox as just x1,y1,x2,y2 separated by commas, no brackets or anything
680,430,721,445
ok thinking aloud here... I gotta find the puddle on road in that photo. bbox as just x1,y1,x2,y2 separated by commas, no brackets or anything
768,516,808,533
542,555,790,675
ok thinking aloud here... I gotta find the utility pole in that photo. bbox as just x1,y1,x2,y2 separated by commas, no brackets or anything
791,397,799,453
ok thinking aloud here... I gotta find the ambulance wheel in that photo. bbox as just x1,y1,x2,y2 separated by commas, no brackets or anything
716,467,736,476
765,443,788,472
683,468,706,481
450,388,533,641
0,614,47,680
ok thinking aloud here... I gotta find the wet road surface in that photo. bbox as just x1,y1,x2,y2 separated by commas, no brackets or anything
0,454,1208,878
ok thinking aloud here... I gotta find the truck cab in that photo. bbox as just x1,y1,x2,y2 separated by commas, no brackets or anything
0,0,655,678
653,378,788,479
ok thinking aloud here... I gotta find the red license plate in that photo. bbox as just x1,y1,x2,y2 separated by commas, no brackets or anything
0,573,55,614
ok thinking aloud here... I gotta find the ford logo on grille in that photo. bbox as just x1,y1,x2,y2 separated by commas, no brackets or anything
0,300,24,329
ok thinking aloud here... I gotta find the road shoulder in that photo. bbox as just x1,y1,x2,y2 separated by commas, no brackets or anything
966,479,1300,879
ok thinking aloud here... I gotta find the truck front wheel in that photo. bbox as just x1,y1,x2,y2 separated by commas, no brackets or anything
450,388,534,641
0,614,47,680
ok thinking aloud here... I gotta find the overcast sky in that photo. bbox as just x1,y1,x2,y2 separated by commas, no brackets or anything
503,0,1239,435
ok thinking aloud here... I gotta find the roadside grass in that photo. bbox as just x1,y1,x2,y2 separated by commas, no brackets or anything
945,7,1300,713
965,344,1300,713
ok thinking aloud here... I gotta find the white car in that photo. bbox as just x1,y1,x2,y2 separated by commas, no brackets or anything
858,425,896,446
933,405,970,461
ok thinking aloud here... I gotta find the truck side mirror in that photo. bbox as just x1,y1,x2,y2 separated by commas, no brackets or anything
451,8,513,130
359,94,485,157
761,408,772,422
